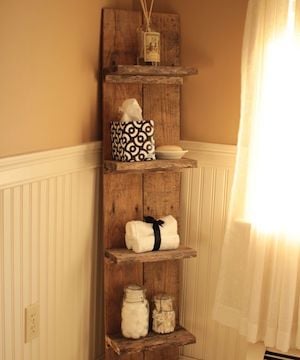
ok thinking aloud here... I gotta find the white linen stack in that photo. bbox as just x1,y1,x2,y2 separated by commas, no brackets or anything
125,215,180,253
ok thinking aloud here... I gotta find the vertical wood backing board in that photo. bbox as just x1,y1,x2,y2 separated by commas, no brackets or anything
150,13,180,66
143,172,180,221
144,346,179,360
143,172,181,360
102,9,142,68
143,84,180,148
106,349,144,360
103,83,142,160
104,173,143,359
103,173,143,249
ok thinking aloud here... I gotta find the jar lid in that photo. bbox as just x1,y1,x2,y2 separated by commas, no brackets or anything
153,293,174,311
124,284,146,302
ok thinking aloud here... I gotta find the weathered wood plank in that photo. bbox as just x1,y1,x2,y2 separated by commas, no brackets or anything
150,13,180,66
103,173,143,249
105,349,144,360
106,326,195,355
144,346,179,360
102,9,141,67
143,172,181,220
103,83,142,160
107,65,198,76
143,85,180,148
104,158,197,173
105,246,197,264
105,75,183,85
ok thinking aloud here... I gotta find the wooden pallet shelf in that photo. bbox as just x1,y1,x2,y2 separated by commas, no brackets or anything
105,246,197,264
106,326,196,355
104,65,198,84
104,158,197,173
102,9,198,359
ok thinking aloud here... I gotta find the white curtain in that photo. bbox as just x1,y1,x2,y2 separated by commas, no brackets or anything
214,0,300,353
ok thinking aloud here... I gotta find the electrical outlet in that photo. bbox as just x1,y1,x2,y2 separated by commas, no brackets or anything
25,303,40,343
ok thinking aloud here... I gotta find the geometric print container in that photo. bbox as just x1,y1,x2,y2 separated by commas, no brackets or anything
110,120,156,162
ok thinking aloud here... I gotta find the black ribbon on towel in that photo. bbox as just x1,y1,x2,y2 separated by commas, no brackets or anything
144,216,165,251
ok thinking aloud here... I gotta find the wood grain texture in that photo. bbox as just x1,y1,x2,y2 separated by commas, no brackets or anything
143,172,181,221
104,158,197,173
107,65,198,76
106,326,195,355
105,247,197,264
150,13,180,66
103,83,142,160
144,346,179,360
103,173,142,249
105,75,183,85
143,261,181,360
105,348,144,360
102,9,141,68
143,85,180,148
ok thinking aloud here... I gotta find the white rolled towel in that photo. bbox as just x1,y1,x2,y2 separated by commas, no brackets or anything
125,215,179,252
126,234,180,253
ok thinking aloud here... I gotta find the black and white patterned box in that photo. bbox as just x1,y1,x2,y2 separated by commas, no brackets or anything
111,120,156,162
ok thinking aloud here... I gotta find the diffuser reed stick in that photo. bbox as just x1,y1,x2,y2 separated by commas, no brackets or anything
139,0,154,30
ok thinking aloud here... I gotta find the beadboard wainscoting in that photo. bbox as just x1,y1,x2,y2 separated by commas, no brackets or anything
179,141,248,360
0,142,102,360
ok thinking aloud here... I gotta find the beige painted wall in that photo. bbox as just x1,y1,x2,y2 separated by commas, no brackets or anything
141,0,248,145
0,0,247,157
0,0,133,157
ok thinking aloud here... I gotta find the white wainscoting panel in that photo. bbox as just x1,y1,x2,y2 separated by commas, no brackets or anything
180,141,248,360
0,142,102,360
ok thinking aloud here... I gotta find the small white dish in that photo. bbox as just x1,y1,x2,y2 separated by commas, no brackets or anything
155,150,188,160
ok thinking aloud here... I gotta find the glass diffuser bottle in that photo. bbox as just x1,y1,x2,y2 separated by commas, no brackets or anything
137,0,160,66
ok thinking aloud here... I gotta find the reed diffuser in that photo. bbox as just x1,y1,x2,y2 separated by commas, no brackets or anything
137,0,160,66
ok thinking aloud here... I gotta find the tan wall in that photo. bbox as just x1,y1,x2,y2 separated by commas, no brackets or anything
134,0,248,145
0,0,133,157
158,0,248,145
0,0,247,158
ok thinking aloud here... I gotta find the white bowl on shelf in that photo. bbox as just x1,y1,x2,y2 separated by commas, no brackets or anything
155,150,188,160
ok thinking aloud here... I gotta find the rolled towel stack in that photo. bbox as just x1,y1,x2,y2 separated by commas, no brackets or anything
125,215,180,253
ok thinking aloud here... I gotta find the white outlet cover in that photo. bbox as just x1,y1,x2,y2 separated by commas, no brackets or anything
25,303,40,343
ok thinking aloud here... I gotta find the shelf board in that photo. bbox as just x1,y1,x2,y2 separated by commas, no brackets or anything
105,246,197,264
104,158,197,173
104,65,198,84
107,65,198,76
106,326,196,355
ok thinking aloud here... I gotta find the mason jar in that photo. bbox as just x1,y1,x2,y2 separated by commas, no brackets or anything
121,284,149,339
152,294,175,334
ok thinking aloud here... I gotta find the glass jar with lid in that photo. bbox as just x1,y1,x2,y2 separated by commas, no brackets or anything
121,284,149,339
152,294,175,334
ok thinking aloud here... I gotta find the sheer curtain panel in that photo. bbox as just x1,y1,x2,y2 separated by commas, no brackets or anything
214,0,300,353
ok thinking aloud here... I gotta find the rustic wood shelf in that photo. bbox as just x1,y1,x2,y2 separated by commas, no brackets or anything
105,246,197,264
104,158,197,173
106,326,196,355
102,9,197,359
106,65,198,76
104,65,198,85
